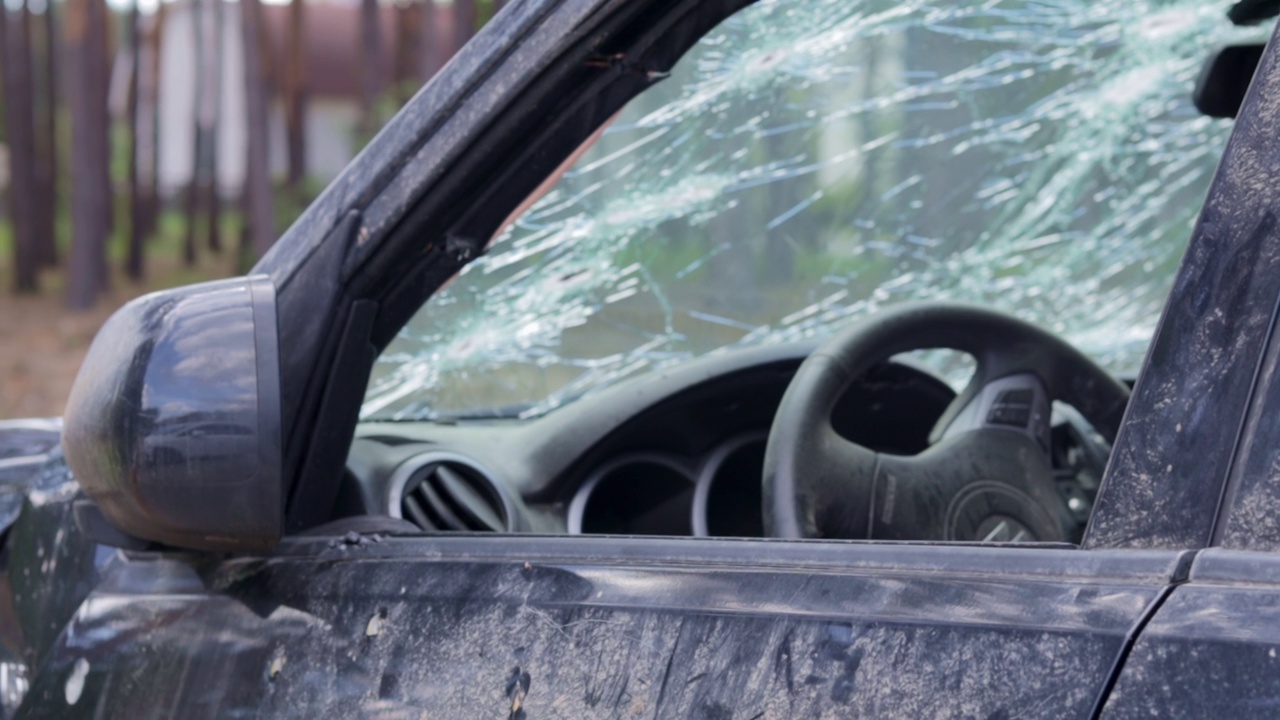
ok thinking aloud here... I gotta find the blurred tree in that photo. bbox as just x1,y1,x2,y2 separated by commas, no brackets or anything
206,0,223,253
126,0,143,279
93,0,112,236
394,0,422,105
419,0,446,81
241,0,275,260
1,0,41,293
284,0,308,189
32,0,59,270
137,4,162,242
65,0,112,309
182,0,206,265
359,0,384,137
453,0,475,55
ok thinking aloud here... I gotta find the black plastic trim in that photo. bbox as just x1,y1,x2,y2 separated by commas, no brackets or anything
286,299,379,532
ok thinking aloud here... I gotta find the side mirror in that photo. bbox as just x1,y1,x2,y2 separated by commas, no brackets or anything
62,276,282,552
1194,43,1266,119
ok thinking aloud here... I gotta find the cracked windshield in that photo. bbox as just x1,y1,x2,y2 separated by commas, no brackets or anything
364,0,1266,421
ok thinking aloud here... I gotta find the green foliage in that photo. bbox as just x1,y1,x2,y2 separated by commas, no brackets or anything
0,220,12,259
477,0,503,25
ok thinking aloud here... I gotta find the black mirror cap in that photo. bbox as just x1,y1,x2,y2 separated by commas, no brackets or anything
1195,43,1266,119
63,276,282,552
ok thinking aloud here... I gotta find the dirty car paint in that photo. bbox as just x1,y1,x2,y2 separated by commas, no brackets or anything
12,534,1186,719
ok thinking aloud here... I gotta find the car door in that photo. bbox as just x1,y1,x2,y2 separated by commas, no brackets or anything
10,536,1189,719
8,0,1271,717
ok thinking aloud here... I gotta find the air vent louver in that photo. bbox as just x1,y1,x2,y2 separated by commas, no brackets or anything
400,461,508,532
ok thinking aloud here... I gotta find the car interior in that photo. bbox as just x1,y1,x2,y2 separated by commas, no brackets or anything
346,338,1116,543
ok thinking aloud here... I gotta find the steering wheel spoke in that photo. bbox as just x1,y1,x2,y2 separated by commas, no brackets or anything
934,371,1053,454
766,415,881,539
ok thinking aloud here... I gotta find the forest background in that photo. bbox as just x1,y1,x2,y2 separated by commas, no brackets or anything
0,0,502,416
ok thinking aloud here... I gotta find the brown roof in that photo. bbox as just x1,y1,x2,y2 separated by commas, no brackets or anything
260,1,458,99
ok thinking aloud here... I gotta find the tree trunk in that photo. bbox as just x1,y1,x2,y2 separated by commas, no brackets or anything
358,0,384,138
1,0,41,293
182,0,206,266
93,0,112,249
32,0,59,269
419,0,447,82
394,1,421,105
138,5,162,238
206,0,224,253
453,0,475,56
284,0,307,189
125,0,144,280
65,0,112,309
240,0,275,261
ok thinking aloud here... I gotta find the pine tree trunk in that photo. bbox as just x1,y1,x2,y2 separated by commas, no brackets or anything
65,0,111,309
359,0,384,139
206,0,223,253
92,0,112,257
453,0,475,56
394,1,420,105
240,0,275,260
284,0,307,189
182,0,206,266
419,0,446,82
33,1,59,269
1,0,41,293
140,4,164,239
125,0,144,280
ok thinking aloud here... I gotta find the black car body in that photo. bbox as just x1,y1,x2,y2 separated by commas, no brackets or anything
4,0,1280,717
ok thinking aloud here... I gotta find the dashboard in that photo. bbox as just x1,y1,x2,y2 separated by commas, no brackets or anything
342,343,1107,540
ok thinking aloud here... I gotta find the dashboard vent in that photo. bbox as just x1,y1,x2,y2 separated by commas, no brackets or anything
400,461,508,532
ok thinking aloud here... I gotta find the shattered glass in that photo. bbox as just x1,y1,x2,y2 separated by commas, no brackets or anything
364,0,1269,421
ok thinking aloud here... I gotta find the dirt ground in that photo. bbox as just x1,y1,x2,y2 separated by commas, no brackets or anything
0,259,232,419
0,290,120,418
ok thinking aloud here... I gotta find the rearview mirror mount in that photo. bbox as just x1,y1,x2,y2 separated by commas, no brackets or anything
1195,43,1266,119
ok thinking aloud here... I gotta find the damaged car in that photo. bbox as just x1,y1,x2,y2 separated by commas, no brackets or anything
4,0,1280,716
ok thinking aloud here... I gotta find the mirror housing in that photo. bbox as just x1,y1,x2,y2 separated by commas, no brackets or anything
1194,43,1266,119
63,276,282,552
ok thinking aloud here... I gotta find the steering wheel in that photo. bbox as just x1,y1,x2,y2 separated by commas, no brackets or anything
762,302,1130,542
